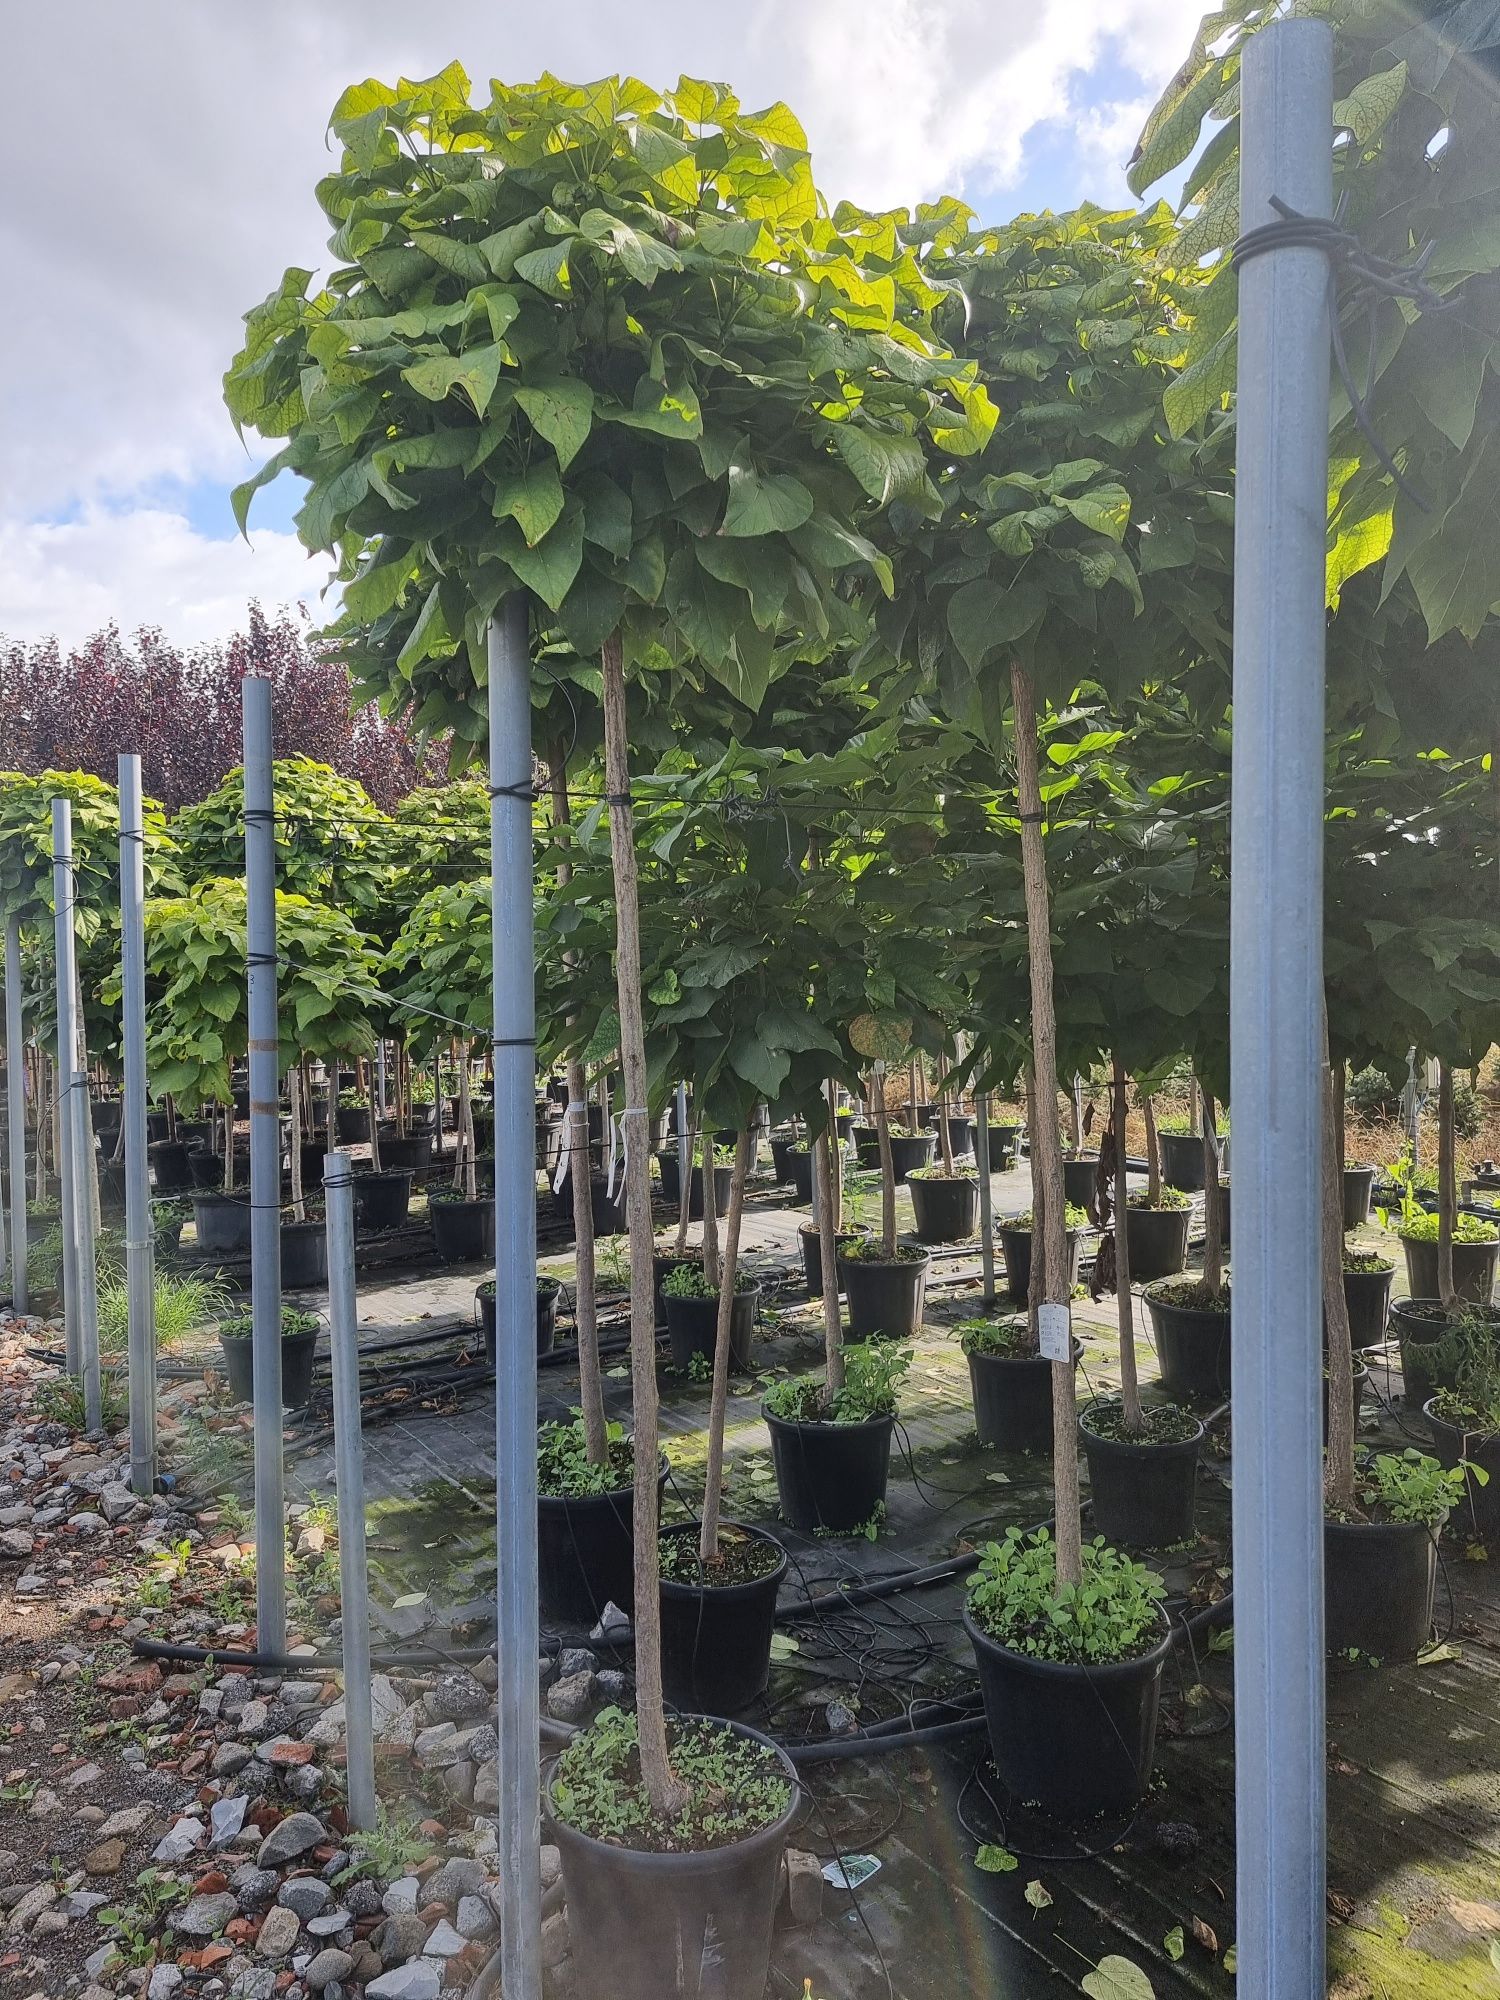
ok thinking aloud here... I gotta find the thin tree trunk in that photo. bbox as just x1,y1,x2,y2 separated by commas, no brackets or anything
700,1130,721,1290
223,1100,235,1194
875,1064,897,1258
1024,1066,1044,1348
814,1105,844,1396
907,1057,920,1124
458,1040,477,1202
1113,1055,1143,1434
35,1055,49,1201
674,1114,697,1255
1201,1083,1224,1297
1069,1075,1084,1156
938,1060,955,1172
1323,1005,1359,1514
1332,1061,1346,1178
1011,662,1081,1590
289,1065,304,1222
1188,1078,1200,1139
1143,1093,1161,1206
550,745,606,1466
699,1130,751,1562
1437,1060,1456,1310
365,1056,382,1171
601,631,680,1817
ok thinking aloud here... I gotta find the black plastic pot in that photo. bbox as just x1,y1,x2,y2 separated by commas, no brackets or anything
764,1405,894,1534
1062,1155,1101,1206
998,1225,1081,1307
154,1211,186,1255
840,1251,929,1341
552,1171,629,1240
382,1132,433,1173
296,1143,328,1191
1342,1263,1394,1350
1423,1402,1500,1541
1143,1283,1232,1407
219,1328,317,1409
472,1107,495,1153
1402,1235,1498,1306
653,1253,698,1330
1080,1411,1204,1547
887,1132,937,1183
148,1140,194,1194
96,1160,127,1211
1393,1300,1460,1404
1215,1178,1231,1248
1325,1516,1436,1660
538,1459,668,1625
334,1104,371,1144
479,1279,561,1360
1125,1203,1191,1281
547,1717,798,2000
918,1109,975,1159
769,1134,799,1185
664,1283,759,1374
1158,1132,1207,1194
908,1173,977,1244
658,1156,732,1220
1342,1164,1376,1229
232,1085,250,1119
146,1110,171,1144
987,1122,1021,1167
1321,1361,1369,1442
177,1119,212,1148
787,1150,814,1204
659,1524,788,1714
967,1342,1079,1455
191,1192,253,1255
280,1220,327,1290
835,1108,855,1139
798,1223,865,1298
353,1169,413,1233
431,1196,496,1263
189,1149,239,1191
852,1125,881,1169
964,1607,1172,1818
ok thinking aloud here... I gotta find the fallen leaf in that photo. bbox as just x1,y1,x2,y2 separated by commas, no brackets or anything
1081,1957,1155,2000
1416,1641,1462,1665
1163,1925,1185,1960
1024,1879,1053,1914
974,1844,1017,1873
1446,1898,1500,1935
767,1634,800,1662
1326,1891,1355,1924
1223,1945,1238,1975
1190,1915,1219,1954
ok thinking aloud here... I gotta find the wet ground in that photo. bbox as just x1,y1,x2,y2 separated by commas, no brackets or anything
160,1150,1500,1998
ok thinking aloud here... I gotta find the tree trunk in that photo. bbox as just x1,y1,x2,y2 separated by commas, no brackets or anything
814,1101,844,1396
938,1060,955,1172
1437,1059,1456,1310
457,1040,477,1202
223,1100,235,1194
550,745,607,1466
1323,1006,1359,1515
1024,1066,1044,1349
1332,1060,1346,1178
1113,1055,1143,1435
1201,1082,1224,1297
1069,1075,1084,1156
601,631,681,1816
699,1130,752,1562
1011,662,1081,1590
700,1130,721,1290
1143,1094,1161,1206
875,1064,897,1258
289,1065,304,1223
364,1057,382,1171
1188,1078,1201,1139
674,1114,697,1255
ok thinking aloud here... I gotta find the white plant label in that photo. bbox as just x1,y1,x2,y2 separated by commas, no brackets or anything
1037,1303,1072,1363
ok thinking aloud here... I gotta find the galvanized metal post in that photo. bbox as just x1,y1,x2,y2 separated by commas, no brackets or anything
4,917,26,1313
243,675,286,1653
975,1091,996,1306
1230,22,1333,2000
323,1147,376,1829
69,1069,102,1432
52,800,83,1371
488,595,540,2000
119,757,156,1494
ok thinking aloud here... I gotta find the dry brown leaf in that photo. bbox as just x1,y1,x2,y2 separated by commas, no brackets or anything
1446,1898,1500,1935
1190,1915,1219,1954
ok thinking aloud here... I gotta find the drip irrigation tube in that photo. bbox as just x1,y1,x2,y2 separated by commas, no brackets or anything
131,1633,505,1673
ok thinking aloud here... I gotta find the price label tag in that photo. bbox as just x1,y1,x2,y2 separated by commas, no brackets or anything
1037,1303,1072,1363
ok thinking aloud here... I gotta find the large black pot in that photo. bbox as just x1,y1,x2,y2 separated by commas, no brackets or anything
840,1251,929,1342
431,1195,496,1263
1325,1516,1436,1660
189,1149,243,1191
798,1223,865,1298
908,1174,978,1244
96,1159,127,1212
1322,1361,1369,1442
1342,1263,1395,1350
353,1168,413,1233
965,1608,1172,1818
1143,1283,1231,1407
479,1278,561,1360
887,1132,937,1183
764,1405,893,1535
1402,1235,1498,1306
967,1342,1079,1455
1062,1155,1101,1207
191,1193,253,1255
382,1132,433,1173
986,1121,1021,1168
551,1172,628,1241
658,1157,732,1220
1158,1132,1207,1194
653,1253,699,1330
1393,1299,1465,1403
547,1718,798,2000
1080,1412,1204,1548
280,1220,327,1290
334,1104,371,1145
1423,1402,1500,1542
176,1119,213,1148
852,1124,881,1169
659,1524,787,1714
998,1225,1081,1308
664,1284,758,1374
148,1140,194,1194
1125,1203,1191,1281
787,1149,815,1205
1343,1164,1377,1230
769,1134,799,1185
538,1458,668,1625
917,1109,974,1159
219,1327,318,1409
145,1110,171,1144
296,1143,328,1191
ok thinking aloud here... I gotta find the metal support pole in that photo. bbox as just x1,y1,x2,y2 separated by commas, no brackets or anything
243,675,286,1653
1230,22,1333,2000
52,800,83,1371
376,1041,388,1122
324,1148,376,1830
69,1070,102,1432
488,596,540,2000
975,1091,996,1306
119,757,156,1494
4,918,26,1313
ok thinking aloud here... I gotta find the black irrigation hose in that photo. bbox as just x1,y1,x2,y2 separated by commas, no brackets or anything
131,1633,508,1673
787,1712,989,1764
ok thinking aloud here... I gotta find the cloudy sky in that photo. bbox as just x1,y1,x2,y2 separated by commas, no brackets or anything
0,0,1207,650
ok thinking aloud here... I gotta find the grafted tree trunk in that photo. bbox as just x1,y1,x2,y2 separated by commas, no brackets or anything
1437,1060,1457,1310
1323,1004,1359,1516
674,1114,697,1255
699,1130,752,1562
288,1066,304,1222
1113,1055,1143,1435
1201,1082,1224,1297
814,1100,844,1396
874,1064,897,1258
364,1057,382,1171
1011,662,1081,1590
1143,1093,1161,1206
457,1039,477,1201
701,1130,721,1289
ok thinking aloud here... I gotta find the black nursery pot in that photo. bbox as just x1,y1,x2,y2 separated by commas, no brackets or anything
1393,1299,1463,1403
1143,1283,1232,1407
664,1283,759,1374
1423,1402,1500,1541
659,1523,788,1714
658,1156,732,1220
769,1134,799,1185
479,1278,561,1361
147,1140,194,1194
987,1121,1021,1167
219,1327,318,1409
538,1459,668,1625
1402,1235,1498,1306
1158,1132,1207,1194
191,1192,253,1255
280,1220,327,1290
1125,1203,1191,1281
964,1608,1173,1818
1325,1516,1436,1661
145,1110,171,1144
334,1103,371,1145
189,1148,236,1191
382,1132,433,1173
1343,1163,1377,1230
887,1131,937,1183
764,1405,894,1534
546,1718,799,2000
908,1174,978,1244
97,1160,128,1211
1321,1361,1370,1443
1062,1155,1101,1206
798,1222,865,1298
1342,1263,1395,1350
1080,1412,1204,1548
653,1253,699,1330
967,1343,1079,1455
852,1125,881,1169
787,1149,815,1205
998,1225,1081,1308
431,1195,496,1263
353,1168,413,1233
298,1143,328,1191
840,1251,929,1341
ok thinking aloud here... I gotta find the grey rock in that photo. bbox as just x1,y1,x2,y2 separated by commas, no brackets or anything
5,1881,57,1932
345,1879,383,1919
283,1762,324,1800
426,1857,485,1909
472,1761,499,1811
539,1844,562,1892
148,1966,185,2000
175,1891,239,1939
152,1820,207,1865
198,1687,225,1721
64,1761,104,1790
421,1918,465,1958
367,1964,441,2000
277,1876,332,1920
381,1877,421,1916
593,1668,629,1701
254,1903,300,1960
376,1912,431,1965
455,1894,496,1942
441,1761,475,1806
556,1648,596,1679
256,1812,327,1870
304,1948,354,1992
212,1742,254,1778
545,1671,593,1724
228,1972,276,2000
231,1866,278,1911
67,1510,106,1536
99,1484,137,1524
210,1796,249,1849
306,1908,354,1937
237,1698,270,1736
0,1529,34,1558
422,1672,489,1723
413,1722,459,1768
